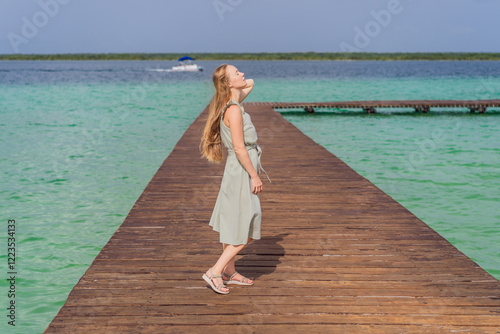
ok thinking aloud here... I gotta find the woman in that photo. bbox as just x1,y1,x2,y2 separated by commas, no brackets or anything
200,64,271,294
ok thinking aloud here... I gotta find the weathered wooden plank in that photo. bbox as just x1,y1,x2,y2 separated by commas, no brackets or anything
46,313,500,326
69,280,500,295
45,324,500,334
59,294,500,308
53,304,500,317
62,286,500,298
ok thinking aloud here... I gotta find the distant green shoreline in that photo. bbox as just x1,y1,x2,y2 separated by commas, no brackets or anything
1,52,500,61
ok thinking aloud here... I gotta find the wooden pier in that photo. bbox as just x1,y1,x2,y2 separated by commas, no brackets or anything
45,103,500,333
262,99,500,113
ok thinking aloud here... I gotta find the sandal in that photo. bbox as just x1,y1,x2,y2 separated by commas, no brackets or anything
202,268,229,294
222,271,254,286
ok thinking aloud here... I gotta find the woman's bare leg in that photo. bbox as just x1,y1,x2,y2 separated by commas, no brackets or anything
222,243,236,275
222,238,254,284
206,239,253,291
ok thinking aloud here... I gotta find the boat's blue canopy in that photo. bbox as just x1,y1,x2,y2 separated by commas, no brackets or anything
178,56,194,61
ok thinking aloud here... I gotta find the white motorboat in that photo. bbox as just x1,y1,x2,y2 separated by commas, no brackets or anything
171,57,203,72
145,56,203,72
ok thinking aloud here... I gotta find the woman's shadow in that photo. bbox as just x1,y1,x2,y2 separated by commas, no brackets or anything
235,233,288,280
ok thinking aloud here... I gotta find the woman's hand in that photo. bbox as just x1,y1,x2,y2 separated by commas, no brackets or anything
250,174,263,194
244,78,254,89
239,79,254,102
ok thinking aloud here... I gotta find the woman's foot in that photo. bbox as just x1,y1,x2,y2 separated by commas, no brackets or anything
222,271,254,285
203,268,229,294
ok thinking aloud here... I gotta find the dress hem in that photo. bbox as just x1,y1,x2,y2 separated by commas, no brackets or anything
210,226,261,245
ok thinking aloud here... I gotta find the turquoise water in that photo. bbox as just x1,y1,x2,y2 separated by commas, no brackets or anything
1,81,212,333
1,61,500,333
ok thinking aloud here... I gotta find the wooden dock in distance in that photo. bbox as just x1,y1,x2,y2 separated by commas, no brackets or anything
45,103,500,333
264,99,500,113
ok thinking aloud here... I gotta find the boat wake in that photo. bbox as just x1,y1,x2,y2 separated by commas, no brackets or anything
145,68,174,72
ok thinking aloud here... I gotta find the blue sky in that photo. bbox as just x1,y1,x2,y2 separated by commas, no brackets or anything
1,0,499,54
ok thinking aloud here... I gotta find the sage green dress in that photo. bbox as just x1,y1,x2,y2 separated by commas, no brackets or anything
209,99,271,245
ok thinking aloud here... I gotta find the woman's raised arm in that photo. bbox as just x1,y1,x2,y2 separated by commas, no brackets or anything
238,79,254,103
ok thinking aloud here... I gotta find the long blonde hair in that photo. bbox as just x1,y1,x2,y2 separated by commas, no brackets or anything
200,64,231,163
